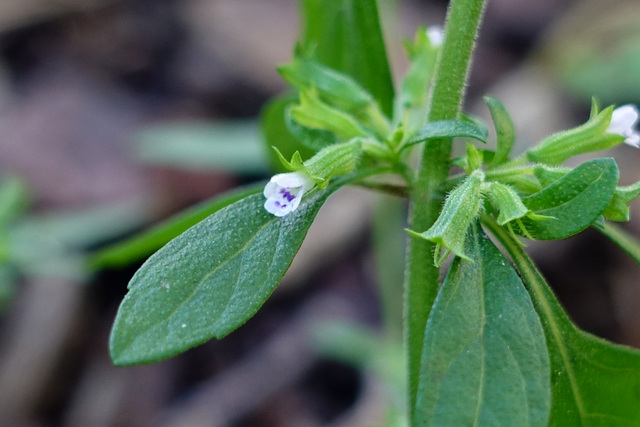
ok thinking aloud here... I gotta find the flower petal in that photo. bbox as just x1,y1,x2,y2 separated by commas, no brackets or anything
263,181,279,198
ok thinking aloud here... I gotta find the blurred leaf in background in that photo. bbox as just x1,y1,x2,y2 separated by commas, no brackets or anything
135,121,269,175
540,0,640,104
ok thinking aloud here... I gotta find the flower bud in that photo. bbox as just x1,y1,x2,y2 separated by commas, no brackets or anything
526,106,624,165
607,104,640,148
407,170,485,265
602,180,640,222
487,182,529,225
290,89,369,141
399,27,441,111
273,140,362,189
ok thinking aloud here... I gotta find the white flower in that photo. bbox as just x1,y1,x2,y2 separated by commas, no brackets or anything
608,104,640,148
263,172,315,217
427,26,444,48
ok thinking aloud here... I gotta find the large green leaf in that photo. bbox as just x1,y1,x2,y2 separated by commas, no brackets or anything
110,188,333,365
301,0,394,117
484,216,640,426
90,184,263,270
518,158,619,240
415,224,550,426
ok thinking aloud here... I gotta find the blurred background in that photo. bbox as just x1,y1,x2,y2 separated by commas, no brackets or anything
1,0,640,426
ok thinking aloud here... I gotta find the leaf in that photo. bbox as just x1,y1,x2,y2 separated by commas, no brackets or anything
484,216,640,426
135,121,268,174
484,96,515,167
415,223,550,426
518,158,619,240
301,0,394,117
110,188,334,365
89,184,263,270
405,119,488,149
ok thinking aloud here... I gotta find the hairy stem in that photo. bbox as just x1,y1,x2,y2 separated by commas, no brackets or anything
404,0,488,419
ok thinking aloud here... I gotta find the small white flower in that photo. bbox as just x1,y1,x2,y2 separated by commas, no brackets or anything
427,26,444,48
608,104,640,148
263,172,315,217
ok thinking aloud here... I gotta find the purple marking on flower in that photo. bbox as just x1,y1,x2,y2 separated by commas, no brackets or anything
608,104,640,148
279,188,296,202
264,172,315,217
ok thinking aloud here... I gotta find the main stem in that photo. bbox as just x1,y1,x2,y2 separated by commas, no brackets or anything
405,0,487,419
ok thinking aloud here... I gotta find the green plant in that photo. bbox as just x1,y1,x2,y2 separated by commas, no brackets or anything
104,0,640,425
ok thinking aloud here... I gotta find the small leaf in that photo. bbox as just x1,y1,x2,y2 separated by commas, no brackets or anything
405,119,488,149
484,216,640,426
278,59,373,113
485,97,515,166
415,223,550,426
517,158,619,239
110,188,334,365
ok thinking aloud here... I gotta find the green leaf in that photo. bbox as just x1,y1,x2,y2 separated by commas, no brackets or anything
484,216,640,426
518,158,619,240
301,0,394,117
484,96,515,167
415,223,550,426
135,121,268,174
405,119,488,149
261,95,317,171
89,184,263,270
110,188,334,365
278,58,374,113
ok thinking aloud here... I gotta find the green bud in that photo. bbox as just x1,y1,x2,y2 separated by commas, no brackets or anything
603,180,640,222
465,142,483,172
526,106,624,165
407,170,485,265
487,182,552,227
488,182,529,225
279,59,390,139
484,97,515,167
290,89,369,141
399,27,441,109
273,140,362,189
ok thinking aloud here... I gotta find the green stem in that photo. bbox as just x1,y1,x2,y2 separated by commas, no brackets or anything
593,221,640,266
404,0,487,420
